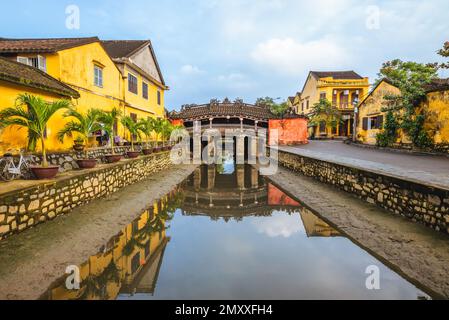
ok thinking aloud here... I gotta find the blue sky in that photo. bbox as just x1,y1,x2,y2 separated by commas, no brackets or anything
1,0,448,111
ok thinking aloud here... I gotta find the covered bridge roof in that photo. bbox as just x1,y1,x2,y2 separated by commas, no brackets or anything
169,98,303,121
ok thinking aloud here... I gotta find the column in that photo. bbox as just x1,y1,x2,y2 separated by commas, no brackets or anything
251,166,259,189
236,164,245,190
194,167,201,190
207,165,216,190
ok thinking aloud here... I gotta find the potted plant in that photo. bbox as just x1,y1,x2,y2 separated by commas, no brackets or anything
138,118,155,155
160,119,175,151
0,94,71,179
58,108,102,169
73,136,85,152
121,115,142,158
98,107,123,163
151,118,163,153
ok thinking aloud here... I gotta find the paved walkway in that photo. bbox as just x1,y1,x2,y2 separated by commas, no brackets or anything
279,141,449,190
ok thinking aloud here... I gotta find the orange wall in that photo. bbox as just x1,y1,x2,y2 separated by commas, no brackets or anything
269,118,308,145
171,119,184,127
268,183,301,206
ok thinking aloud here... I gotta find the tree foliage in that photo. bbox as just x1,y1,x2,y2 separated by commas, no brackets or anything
97,107,122,154
438,41,449,69
310,98,341,132
256,97,289,117
377,59,438,148
121,115,142,151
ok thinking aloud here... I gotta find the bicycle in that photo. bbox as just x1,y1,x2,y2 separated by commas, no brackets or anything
0,149,36,181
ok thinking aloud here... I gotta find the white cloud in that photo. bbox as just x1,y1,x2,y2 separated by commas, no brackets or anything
216,73,254,90
251,37,350,76
180,64,205,75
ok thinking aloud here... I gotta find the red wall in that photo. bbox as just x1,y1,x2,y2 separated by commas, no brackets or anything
268,118,308,146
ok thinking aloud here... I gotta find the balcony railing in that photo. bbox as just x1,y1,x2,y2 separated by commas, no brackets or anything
332,103,355,110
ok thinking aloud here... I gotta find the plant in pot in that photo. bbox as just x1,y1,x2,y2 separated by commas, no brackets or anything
160,119,175,151
0,94,71,180
58,108,102,169
137,117,155,155
151,118,163,152
98,107,123,163
121,115,142,158
73,136,85,152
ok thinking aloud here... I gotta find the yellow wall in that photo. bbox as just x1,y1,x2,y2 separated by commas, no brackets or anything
357,80,402,145
0,81,70,154
0,41,167,154
422,90,449,144
357,81,449,146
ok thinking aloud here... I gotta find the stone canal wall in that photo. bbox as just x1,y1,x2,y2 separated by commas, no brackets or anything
277,150,449,234
18,146,135,173
0,152,172,240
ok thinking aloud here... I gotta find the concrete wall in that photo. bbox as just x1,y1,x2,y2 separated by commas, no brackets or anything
277,150,449,234
0,152,172,240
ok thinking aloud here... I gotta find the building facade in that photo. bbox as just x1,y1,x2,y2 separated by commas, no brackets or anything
357,78,449,147
297,71,370,139
0,37,168,153
0,56,80,154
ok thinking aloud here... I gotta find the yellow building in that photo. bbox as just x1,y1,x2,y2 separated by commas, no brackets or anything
286,92,301,114
297,71,370,138
357,78,449,146
0,37,168,153
0,56,80,153
356,79,403,145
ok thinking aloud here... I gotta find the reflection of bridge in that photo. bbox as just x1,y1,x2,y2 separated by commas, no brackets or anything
179,164,341,238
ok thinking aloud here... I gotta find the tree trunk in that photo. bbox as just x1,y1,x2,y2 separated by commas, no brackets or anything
41,138,48,168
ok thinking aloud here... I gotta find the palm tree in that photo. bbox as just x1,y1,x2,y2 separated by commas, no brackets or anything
154,118,174,148
57,109,102,158
310,98,342,136
0,93,71,167
152,118,165,147
97,107,122,154
137,117,155,149
121,116,141,152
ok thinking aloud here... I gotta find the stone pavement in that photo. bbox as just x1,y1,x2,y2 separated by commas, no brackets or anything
278,141,449,190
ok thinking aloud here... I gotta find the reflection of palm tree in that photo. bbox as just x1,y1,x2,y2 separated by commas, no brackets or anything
78,260,121,300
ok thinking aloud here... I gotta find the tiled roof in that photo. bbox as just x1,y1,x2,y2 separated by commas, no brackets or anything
101,40,149,59
424,78,449,93
0,37,99,53
0,57,79,98
310,71,364,80
169,100,303,120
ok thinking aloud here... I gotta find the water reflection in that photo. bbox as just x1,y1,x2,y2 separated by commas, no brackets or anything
42,196,174,300
42,162,430,300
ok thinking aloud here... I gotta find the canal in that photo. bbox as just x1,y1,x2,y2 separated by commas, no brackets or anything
39,161,431,300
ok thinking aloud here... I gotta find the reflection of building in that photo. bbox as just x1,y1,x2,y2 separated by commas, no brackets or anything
42,197,171,300
181,164,341,241
300,208,341,238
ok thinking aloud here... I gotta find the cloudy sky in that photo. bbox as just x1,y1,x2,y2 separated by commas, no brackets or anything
1,0,448,110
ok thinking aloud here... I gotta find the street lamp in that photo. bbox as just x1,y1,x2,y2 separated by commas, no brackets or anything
352,98,359,142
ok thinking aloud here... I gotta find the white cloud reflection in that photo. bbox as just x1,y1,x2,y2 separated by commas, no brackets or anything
254,213,305,238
